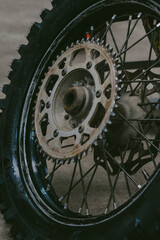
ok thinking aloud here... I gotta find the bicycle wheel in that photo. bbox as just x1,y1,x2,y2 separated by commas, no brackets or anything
1,0,160,239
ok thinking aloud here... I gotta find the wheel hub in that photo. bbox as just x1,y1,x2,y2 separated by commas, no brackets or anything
63,87,87,116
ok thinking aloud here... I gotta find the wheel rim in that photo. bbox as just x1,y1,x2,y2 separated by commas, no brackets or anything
19,1,160,226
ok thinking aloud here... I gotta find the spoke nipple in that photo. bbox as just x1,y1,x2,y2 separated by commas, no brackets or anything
66,46,69,50
137,184,142,189
142,169,150,180
137,12,142,18
46,184,51,192
64,203,68,209
156,23,160,28
53,129,59,137
129,15,132,21
45,174,50,179
86,209,89,216
112,14,117,20
113,202,117,209
90,25,94,31
78,208,82,214
56,55,60,60
104,208,108,214
59,196,63,202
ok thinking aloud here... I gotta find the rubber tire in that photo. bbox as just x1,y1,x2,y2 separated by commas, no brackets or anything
0,0,160,239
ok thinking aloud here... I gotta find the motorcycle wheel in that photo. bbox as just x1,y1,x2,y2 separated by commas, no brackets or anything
1,0,160,239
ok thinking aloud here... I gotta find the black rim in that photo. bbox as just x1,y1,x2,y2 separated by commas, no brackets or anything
19,1,160,227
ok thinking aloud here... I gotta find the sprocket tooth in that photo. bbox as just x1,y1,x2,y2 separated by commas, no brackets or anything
115,95,120,100
76,40,80,45
103,127,108,133
105,43,109,49
96,38,100,44
100,40,104,46
88,146,93,152
114,58,119,64
82,151,87,157
61,50,64,55
71,42,75,47
98,134,103,139
81,38,85,43
93,140,98,146
112,52,116,58
91,37,95,43
107,119,112,125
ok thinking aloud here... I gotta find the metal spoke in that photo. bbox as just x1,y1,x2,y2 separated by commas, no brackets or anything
119,137,132,197
59,162,98,202
107,22,133,91
115,109,160,153
138,121,157,169
103,153,117,211
118,22,160,57
79,165,98,212
101,14,116,41
118,12,142,54
104,150,141,189
121,15,132,72
78,158,89,215
64,160,78,209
